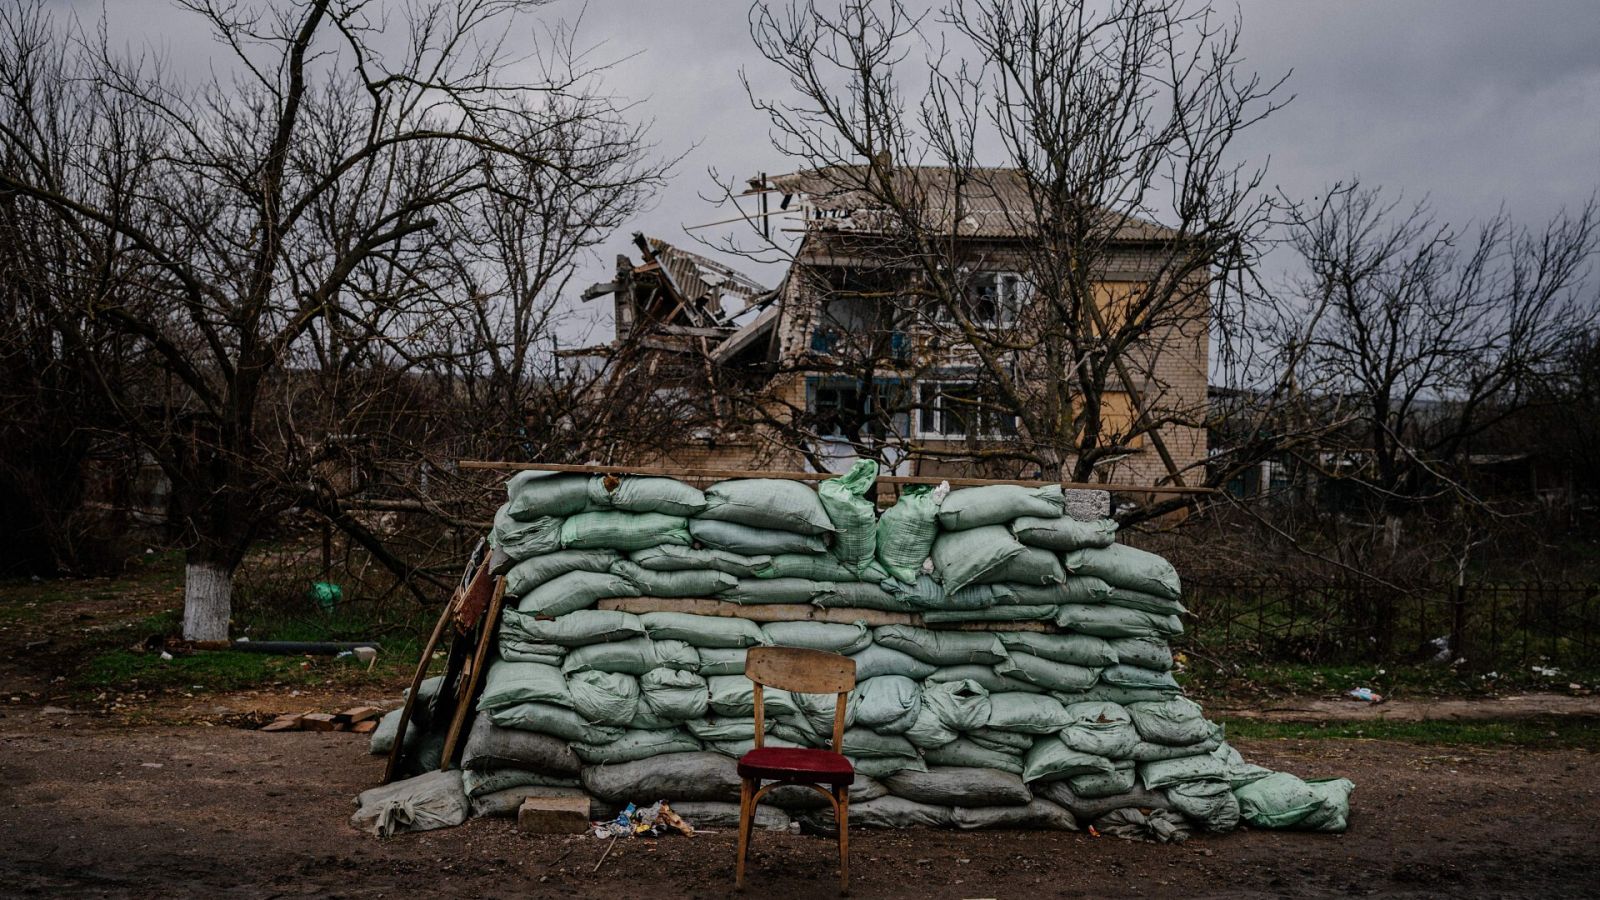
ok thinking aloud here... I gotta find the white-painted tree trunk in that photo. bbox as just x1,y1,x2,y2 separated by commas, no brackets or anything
182,561,234,641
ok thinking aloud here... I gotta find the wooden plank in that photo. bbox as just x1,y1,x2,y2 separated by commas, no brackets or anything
439,573,508,771
597,597,1056,632
747,647,856,693
384,589,457,784
334,706,381,726
456,459,1214,495
299,712,340,732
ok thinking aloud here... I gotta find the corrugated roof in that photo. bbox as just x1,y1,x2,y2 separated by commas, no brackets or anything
648,239,770,321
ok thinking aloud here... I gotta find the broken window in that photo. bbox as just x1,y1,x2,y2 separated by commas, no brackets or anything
938,271,1028,327
916,381,1017,438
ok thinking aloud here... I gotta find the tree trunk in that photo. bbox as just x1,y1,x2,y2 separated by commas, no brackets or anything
182,551,235,641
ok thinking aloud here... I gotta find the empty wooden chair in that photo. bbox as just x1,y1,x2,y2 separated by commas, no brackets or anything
735,646,856,893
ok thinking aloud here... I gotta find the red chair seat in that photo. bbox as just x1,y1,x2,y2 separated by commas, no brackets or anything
737,746,855,786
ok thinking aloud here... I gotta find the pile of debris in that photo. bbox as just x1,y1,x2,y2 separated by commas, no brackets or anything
356,465,1353,837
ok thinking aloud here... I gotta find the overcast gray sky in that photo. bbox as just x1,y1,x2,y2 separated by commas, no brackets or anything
60,0,1600,343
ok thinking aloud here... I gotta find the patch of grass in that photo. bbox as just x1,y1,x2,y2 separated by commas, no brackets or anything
1181,659,1600,702
72,639,433,697
1223,715,1600,749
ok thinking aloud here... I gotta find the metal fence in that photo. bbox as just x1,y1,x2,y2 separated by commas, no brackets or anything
1179,577,1600,670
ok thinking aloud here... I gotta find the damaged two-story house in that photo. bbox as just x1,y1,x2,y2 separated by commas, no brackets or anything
578,166,1210,484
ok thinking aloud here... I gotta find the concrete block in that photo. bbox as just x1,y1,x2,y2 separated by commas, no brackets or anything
517,795,592,834
1062,489,1111,521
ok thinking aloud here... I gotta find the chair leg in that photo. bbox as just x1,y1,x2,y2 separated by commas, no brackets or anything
835,787,850,894
736,777,754,890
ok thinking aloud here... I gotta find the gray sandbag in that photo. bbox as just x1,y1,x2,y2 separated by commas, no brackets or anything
639,668,709,721
1053,684,1184,706
470,784,604,820
921,678,992,732
1067,760,1136,799
1058,702,1141,758
506,471,593,519
696,646,749,676
1009,515,1117,551
632,544,769,578
1099,665,1182,694
461,767,580,798
1211,742,1275,788
561,511,691,551
1107,636,1172,671
891,576,1006,610
1129,726,1222,762
460,713,581,774
936,484,1065,530
1055,604,1182,639
702,736,810,761
931,525,1026,593
1166,779,1240,832
487,702,623,745
966,728,1036,753
883,766,1032,807
490,507,563,560
996,631,1119,668
701,478,835,534
994,653,1102,692
849,644,938,680
685,716,773,742
1034,780,1172,821
516,570,639,617
1062,544,1181,601
671,801,792,831
351,770,469,837
752,553,866,582
561,638,699,675
587,475,707,516
852,676,922,734
872,625,1005,666
1104,587,1187,616
573,727,701,764
762,620,873,655
986,692,1071,733
972,546,1066,586
851,756,927,779
504,549,620,596
476,661,570,711
922,738,1024,776
818,460,879,571
926,664,1046,695
368,708,415,756
708,675,801,718
1233,773,1355,832
612,560,738,597
902,703,958,749
689,518,828,556
1138,753,1230,790
792,689,856,738
501,608,645,647
842,727,920,762
1126,697,1212,746
1094,807,1190,844
580,751,742,804
848,796,955,829
499,639,564,666
951,798,1077,831
566,670,640,726
724,577,835,605
875,484,943,583
813,580,918,612
920,605,1059,624
640,612,770,648
1021,737,1115,784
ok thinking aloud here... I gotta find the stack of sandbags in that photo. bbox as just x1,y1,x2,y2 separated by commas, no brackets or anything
368,466,1350,836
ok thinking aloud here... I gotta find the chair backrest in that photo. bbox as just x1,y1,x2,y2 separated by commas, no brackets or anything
746,646,856,754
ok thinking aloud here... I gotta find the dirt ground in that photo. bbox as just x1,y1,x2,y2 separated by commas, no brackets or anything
0,707,1594,899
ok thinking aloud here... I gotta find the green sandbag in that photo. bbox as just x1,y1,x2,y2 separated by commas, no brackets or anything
985,692,1071,733
920,605,1058,624
567,670,640,726
1067,760,1136,799
504,549,620,596
700,478,835,535
703,736,810,758
971,546,1066,586
902,703,958,749
490,506,563,560
852,676,922,734
923,737,1024,776
843,727,920,760
1107,636,1172,671
1053,684,1185,706
935,484,1065,530
695,647,749,676
487,701,623,744
875,484,942,583
921,678,992,732
932,525,1027,593
761,620,873,655
498,640,564,666
462,768,580,799
640,612,770,648
688,518,829,556
560,511,691,551
1210,742,1275,788
1021,738,1114,783
506,471,593,520
925,664,1046,694
1010,515,1118,551
817,460,879,570
882,766,1033,807
639,668,709,721
707,674,800,718
1126,697,1213,746
1062,544,1181,601
849,644,938,680
685,717,773,742
1058,702,1140,758
631,545,770,578
872,625,1006,666
560,638,699,675
1055,604,1182,639
723,577,835,605
996,632,1119,668
792,688,856,738
1130,732,1222,762
476,661,570,711
573,727,701,765
1138,753,1230,789
891,576,1004,610
994,653,1102,692
753,553,867,582
851,756,929,780
1105,587,1187,616
1166,779,1240,832
515,570,639,617
587,475,707,516
813,581,919,612
500,608,645,647
1233,773,1354,832
611,560,737,597
1099,665,1181,693
966,727,1036,753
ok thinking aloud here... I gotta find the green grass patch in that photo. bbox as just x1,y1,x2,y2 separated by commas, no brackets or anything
1223,715,1600,749
1182,660,1600,701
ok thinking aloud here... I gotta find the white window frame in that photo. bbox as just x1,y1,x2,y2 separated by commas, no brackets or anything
935,270,1029,327
915,380,1018,439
